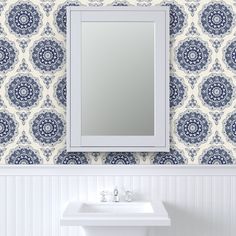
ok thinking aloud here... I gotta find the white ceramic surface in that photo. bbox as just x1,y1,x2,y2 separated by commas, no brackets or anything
61,201,170,236
61,201,170,226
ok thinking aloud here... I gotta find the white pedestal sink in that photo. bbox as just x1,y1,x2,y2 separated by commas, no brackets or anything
61,201,170,236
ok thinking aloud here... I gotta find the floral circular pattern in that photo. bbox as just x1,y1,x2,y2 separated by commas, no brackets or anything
0,39,17,72
104,153,137,164
111,1,129,6
7,2,41,36
224,112,236,143
200,75,233,109
2,1,236,166
176,39,210,72
0,112,17,145
152,148,186,164
31,111,64,145
55,77,66,106
162,2,186,36
170,75,185,108
55,150,89,164
200,147,233,164
31,39,64,72
177,111,210,145
200,3,234,37
7,147,41,164
55,2,80,34
224,40,236,71
7,75,41,109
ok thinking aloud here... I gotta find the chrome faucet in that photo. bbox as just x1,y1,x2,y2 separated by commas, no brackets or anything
113,188,119,202
125,190,133,202
100,191,107,202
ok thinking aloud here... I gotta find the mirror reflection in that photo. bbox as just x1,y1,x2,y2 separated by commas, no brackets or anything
81,22,154,136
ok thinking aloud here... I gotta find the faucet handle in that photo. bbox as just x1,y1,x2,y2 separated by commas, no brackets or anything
125,190,133,202
100,191,108,202
114,188,118,196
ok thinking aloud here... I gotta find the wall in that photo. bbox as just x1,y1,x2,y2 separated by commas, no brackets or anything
0,166,236,236
0,0,236,164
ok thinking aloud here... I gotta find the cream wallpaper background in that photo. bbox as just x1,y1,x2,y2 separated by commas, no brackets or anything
0,0,236,165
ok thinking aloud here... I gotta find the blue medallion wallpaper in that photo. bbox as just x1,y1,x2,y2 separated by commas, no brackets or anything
0,0,236,165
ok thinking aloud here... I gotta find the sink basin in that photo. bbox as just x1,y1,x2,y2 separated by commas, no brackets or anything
61,201,170,227
79,202,154,214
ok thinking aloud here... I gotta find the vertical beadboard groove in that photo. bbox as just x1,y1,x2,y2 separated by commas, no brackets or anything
176,176,184,236
24,177,29,236
0,176,7,236
191,176,197,236
96,175,104,200
230,176,236,236
68,176,77,236
15,176,24,236
0,172,235,236
58,177,62,236
194,176,198,235
123,176,132,194
224,177,230,236
7,176,16,236
61,176,69,236
61,176,67,236
33,176,38,236
51,176,58,236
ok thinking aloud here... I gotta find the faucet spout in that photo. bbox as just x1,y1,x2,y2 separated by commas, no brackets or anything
113,188,119,202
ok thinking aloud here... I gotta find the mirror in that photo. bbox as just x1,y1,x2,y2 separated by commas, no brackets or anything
81,22,154,136
67,7,169,152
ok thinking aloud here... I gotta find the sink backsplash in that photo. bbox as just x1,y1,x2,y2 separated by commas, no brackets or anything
0,0,236,165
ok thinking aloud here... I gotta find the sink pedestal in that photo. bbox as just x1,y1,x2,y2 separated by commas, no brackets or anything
83,226,148,236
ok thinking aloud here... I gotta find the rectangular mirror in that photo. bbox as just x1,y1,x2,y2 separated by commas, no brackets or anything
82,22,154,136
67,7,169,152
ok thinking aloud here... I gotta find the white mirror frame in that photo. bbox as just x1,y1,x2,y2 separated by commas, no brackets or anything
67,7,169,152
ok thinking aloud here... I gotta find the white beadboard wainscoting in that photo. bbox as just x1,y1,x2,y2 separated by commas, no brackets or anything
0,165,235,236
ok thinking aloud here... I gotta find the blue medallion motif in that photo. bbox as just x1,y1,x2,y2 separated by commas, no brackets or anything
176,39,210,72
7,75,41,109
55,2,80,35
177,111,210,145
112,1,129,6
224,40,236,71
170,75,185,108
200,75,233,109
200,3,234,37
31,39,64,72
31,111,64,145
0,112,17,145
1,1,236,166
152,148,186,164
0,39,17,72
162,2,186,36
200,147,233,164
7,147,41,164
7,2,41,36
55,77,66,107
55,150,89,164
104,153,137,165
224,112,236,143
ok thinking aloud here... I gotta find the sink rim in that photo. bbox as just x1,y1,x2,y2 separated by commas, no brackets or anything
61,201,171,227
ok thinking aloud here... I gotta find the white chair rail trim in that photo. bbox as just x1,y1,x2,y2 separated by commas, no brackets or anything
0,165,235,176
